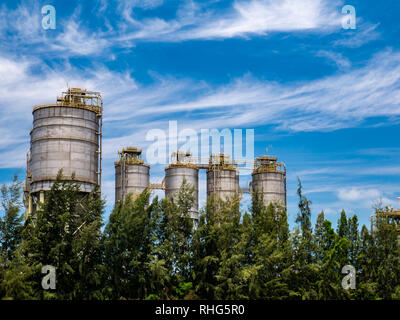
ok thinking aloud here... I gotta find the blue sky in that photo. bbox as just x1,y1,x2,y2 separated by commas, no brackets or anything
0,0,399,229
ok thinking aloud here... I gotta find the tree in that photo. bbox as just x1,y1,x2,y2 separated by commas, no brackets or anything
192,193,244,299
21,171,105,299
0,174,31,299
0,247,35,300
337,210,348,239
355,225,378,299
373,213,400,299
0,174,24,262
314,219,349,300
70,186,106,299
295,178,313,263
288,179,318,299
247,195,294,300
156,179,195,299
103,190,161,299
347,215,360,268
314,211,325,264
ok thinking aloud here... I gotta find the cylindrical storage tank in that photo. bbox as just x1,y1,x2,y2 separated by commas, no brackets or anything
30,103,100,194
206,168,239,201
252,172,286,206
165,165,199,221
251,156,286,208
115,163,150,203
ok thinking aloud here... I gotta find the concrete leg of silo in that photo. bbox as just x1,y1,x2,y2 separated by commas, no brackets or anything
39,191,45,204
28,194,32,217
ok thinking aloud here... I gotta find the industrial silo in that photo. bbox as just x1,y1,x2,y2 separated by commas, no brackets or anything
115,147,150,204
165,151,199,221
206,153,239,201
24,88,102,217
251,156,287,208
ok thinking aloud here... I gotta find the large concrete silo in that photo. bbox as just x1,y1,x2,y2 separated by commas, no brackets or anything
251,156,286,208
24,88,103,217
206,153,239,202
115,147,150,204
165,151,199,221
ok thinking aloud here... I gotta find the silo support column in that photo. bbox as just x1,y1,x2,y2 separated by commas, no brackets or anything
28,195,32,216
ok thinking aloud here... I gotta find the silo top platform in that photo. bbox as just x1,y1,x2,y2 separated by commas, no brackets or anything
115,147,148,167
253,155,285,174
207,153,237,171
33,88,103,116
167,151,198,170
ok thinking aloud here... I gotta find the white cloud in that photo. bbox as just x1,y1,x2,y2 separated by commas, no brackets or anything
1,0,376,58
189,0,342,39
2,47,400,171
337,187,381,202
334,23,380,48
0,3,43,45
118,0,343,42
335,187,398,212
50,20,110,56
104,49,400,133
316,50,351,69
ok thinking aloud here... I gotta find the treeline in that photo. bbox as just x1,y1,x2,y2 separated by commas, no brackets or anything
0,173,400,300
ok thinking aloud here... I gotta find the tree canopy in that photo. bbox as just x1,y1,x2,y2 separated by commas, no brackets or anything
1,173,400,300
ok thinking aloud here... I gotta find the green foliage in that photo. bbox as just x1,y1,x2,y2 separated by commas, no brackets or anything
1,173,400,300
0,174,33,300
0,174,24,262
192,195,243,299
20,171,105,299
103,189,159,299
175,282,193,299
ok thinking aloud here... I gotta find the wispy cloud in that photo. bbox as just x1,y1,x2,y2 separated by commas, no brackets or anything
50,20,110,56
2,47,400,169
0,0,346,57
336,187,398,211
316,50,351,69
105,49,400,133
338,187,381,202
334,22,381,48
117,0,344,42
1,42,400,149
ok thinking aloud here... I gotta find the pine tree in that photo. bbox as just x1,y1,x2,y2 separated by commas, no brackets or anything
355,225,378,299
289,178,318,299
21,171,105,299
213,195,244,299
314,219,349,299
295,178,313,263
103,190,161,299
192,194,244,299
0,174,31,299
245,194,293,299
70,186,106,299
347,215,360,268
337,210,348,239
0,246,35,300
0,174,24,262
155,179,195,299
373,212,400,299
314,211,325,264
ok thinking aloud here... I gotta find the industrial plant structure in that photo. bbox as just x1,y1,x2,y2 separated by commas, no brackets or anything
206,153,239,202
164,151,199,220
115,147,150,204
114,149,287,222
252,156,287,208
24,88,287,220
24,88,103,217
